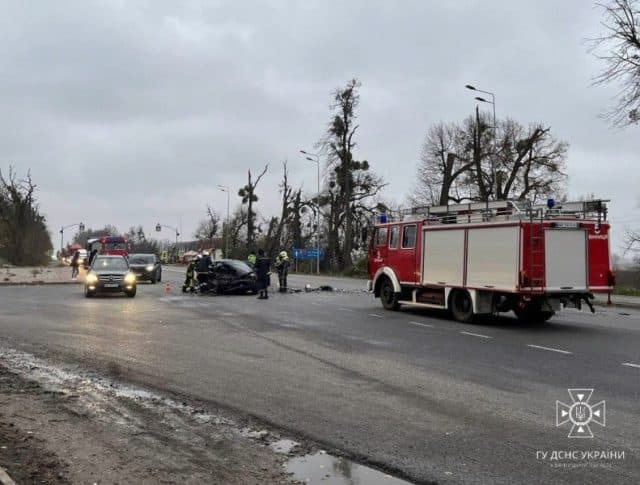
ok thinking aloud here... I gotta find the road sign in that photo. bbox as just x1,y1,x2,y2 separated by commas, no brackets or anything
292,248,325,260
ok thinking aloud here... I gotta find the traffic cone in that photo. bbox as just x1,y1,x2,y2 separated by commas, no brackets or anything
164,281,172,294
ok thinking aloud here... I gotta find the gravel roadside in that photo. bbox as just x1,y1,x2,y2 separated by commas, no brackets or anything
0,355,297,485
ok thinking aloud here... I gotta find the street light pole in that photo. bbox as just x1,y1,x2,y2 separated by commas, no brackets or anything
465,84,497,199
217,185,230,257
59,222,85,255
300,150,321,275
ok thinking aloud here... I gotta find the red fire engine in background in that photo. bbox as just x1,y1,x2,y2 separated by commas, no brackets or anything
86,235,129,258
367,199,614,323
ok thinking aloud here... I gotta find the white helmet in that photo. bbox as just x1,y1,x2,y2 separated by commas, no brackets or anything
279,251,288,259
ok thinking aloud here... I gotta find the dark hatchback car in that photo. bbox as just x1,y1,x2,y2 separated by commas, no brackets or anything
128,253,162,283
85,255,137,298
201,259,258,294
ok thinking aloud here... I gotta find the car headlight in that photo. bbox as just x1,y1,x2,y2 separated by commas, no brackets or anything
86,273,98,284
124,273,136,284
145,265,154,272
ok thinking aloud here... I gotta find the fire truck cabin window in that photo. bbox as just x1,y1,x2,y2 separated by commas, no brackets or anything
402,225,416,249
376,227,388,246
389,226,399,248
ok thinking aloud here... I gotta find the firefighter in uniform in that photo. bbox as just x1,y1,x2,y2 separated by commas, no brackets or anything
182,257,197,293
275,250,290,293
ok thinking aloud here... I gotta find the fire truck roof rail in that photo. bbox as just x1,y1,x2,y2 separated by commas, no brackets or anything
398,199,609,224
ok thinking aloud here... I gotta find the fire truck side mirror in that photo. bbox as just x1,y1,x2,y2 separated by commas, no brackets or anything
361,227,368,243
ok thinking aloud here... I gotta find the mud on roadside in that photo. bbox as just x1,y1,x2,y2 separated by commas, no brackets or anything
0,354,296,484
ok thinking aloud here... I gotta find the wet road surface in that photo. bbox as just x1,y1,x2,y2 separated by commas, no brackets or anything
1,268,639,484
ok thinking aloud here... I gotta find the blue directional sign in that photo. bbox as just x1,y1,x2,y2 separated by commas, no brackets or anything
292,248,325,260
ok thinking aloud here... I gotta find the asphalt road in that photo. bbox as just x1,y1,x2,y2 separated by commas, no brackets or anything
1,268,639,484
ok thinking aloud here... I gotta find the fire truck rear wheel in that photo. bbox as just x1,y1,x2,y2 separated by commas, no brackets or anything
450,289,474,323
513,305,554,323
379,278,400,311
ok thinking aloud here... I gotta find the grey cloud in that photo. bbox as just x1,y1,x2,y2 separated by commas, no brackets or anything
0,0,637,251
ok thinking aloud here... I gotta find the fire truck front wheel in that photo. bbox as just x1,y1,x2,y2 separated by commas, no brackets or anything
379,278,400,311
450,290,474,323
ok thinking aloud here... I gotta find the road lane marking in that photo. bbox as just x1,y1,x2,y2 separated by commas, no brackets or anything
622,362,640,369
527,344,572,355
460,331,493,339
338,307,355,312
368,313,384,318
409,321,433,328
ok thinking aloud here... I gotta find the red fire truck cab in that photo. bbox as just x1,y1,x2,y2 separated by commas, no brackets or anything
86,236,129,258
367,199,614,323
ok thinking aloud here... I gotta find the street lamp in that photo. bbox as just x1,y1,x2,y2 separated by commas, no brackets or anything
217,185,230,257
155,223,180,260
60,222,85,255
300,149,321,275
466,84,497,199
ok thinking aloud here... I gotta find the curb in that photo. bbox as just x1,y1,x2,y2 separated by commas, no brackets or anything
593,300,640,311
0,466,16,485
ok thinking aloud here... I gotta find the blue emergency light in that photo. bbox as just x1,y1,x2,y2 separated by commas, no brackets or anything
378,214,388,223
546,198,556,209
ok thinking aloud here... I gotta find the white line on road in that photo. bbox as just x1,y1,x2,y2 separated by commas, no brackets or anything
368,313,384,318
527,344,572,355
460,331,493,339
621,362,640,369
338,307,355,312
409,321,433,328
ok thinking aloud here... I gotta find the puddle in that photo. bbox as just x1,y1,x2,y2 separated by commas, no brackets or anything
287,451,413,485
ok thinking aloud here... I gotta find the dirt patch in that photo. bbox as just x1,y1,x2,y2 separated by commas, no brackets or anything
0,406,69,484
0,361,295,484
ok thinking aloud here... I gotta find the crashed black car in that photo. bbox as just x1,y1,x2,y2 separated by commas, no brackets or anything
84,255,137,298
128,253,162,283
198,259,258,295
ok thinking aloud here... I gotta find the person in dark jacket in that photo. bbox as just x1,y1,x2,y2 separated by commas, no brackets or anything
70,251,80,279
88,249,98,268
254,249,271,300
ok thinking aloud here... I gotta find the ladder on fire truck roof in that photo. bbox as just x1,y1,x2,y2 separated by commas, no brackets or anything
400,199,609,225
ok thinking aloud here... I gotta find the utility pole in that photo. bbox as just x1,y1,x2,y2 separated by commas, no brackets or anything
300,150,321,275
217,185,230,257
466,84,497,199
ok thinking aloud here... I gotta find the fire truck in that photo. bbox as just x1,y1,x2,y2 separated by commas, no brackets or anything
367,199,614,323
86,235,129,258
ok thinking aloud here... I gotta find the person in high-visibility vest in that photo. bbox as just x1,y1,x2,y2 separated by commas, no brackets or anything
182,258,197,293
247,250,257,266
275,250,290,293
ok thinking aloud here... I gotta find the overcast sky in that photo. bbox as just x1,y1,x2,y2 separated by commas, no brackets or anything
1,0,637,253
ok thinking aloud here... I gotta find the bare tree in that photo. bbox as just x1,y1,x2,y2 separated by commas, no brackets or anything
495,120,568,202
238,164,269,247
265,162,294,255
624,229,640,266
411,122,475,205
409,112,568,206
319,79,387,270
0,166,52,265
589,0,640,126
193,205,220,243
